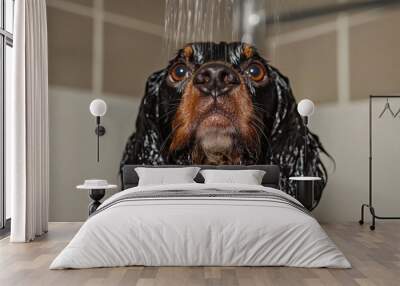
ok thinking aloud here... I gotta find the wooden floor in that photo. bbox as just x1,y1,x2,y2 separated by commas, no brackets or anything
0,222,399,286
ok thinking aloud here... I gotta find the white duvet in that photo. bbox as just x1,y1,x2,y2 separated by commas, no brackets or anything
50,183,350,269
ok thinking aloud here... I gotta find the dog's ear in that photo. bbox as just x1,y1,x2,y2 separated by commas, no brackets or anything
268,66,330,208
120,70,168,173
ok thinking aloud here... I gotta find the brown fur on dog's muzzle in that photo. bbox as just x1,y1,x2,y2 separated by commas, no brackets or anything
169,62,258,165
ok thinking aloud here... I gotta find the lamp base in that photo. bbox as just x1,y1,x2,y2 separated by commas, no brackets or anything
95,125,106,136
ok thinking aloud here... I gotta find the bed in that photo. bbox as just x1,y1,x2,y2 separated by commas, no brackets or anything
50,165,350,269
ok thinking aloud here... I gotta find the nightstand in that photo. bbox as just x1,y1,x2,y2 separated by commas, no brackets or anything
77,180,117,215
289,176,321,211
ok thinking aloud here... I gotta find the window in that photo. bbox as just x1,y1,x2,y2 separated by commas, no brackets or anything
0,0,14,232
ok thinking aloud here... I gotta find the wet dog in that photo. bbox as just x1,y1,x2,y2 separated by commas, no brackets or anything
120,42,330,202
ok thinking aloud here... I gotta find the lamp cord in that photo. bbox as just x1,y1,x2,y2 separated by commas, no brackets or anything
97,127,100,162
303,116,308,177
96,116,100,162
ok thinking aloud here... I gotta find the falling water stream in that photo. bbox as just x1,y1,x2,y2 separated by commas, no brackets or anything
163,0,275,59
164,0,240,58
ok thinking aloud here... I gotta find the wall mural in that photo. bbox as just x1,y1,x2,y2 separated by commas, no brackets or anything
120,42,330,203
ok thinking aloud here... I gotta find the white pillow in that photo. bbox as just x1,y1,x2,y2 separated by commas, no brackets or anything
135,167,200,186
200,169,266,185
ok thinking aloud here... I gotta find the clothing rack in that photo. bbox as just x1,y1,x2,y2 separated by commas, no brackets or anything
359,95,400,230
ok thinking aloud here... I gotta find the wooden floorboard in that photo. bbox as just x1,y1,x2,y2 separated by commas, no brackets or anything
0,222,399,286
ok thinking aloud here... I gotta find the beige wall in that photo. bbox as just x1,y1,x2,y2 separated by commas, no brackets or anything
47,0,165,221
265,6,400,222
49,88,141,221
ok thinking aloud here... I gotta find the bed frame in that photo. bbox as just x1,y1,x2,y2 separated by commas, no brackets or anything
121,165,280,190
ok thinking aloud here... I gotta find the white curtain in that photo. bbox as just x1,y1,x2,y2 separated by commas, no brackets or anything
7,0,49,242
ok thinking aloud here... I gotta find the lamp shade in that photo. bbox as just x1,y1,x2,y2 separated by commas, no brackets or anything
297,99,315,117
248,13,261,26
89,99,107,117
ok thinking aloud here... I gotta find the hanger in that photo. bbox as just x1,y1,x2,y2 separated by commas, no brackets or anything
394,107,400,118
378,98,395,118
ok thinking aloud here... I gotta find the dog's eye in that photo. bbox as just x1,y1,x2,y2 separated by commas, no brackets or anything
246,63,266,82
171,64,188,82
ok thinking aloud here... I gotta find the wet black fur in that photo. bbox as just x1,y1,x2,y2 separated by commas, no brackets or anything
120,42,331,207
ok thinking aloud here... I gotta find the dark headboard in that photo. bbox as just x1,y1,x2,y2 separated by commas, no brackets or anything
122,165,280,190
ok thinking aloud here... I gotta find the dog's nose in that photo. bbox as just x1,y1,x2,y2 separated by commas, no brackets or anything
193,63,240,97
